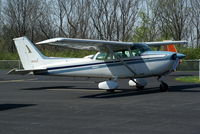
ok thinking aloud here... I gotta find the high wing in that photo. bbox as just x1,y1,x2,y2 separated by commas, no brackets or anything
36,38,187,51
145,41,188,46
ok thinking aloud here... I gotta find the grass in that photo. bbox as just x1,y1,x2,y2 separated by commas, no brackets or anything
0,52,19,60
176,76,200,83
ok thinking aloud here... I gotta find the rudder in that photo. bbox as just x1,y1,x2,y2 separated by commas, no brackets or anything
13,37,46,70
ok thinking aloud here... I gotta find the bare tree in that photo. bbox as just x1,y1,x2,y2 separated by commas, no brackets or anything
2,0,50,52
1,0,199,54
54,0,67,37
155,0,190,41
3,0,45,38
91,0,140,41
133,0,161,42
54,0,92,38
91,0,117,40
190,0,200,48
0,0,2,34
118,0,140,41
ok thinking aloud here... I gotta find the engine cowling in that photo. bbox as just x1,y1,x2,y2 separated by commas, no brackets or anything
128,78,147,87
98,80,118,90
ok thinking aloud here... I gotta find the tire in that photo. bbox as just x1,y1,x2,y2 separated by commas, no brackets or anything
106,89,115,93
136,85,144,90
160,82,168,92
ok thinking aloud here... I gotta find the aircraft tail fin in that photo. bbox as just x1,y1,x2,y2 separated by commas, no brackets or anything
13,37,47,70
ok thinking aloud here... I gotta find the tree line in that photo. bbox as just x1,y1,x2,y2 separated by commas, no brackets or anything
0,0,200,59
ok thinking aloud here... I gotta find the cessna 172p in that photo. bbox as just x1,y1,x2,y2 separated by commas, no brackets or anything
9,37,187,92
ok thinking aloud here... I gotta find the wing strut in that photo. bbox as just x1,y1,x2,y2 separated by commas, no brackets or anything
107,47,137,77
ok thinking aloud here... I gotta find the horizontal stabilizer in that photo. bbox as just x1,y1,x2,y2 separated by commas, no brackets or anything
8,68,47,75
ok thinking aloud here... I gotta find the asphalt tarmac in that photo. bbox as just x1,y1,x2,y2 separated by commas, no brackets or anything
0,70,200,134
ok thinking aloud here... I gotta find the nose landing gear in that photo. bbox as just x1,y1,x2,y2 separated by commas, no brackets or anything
160,81,168,92
158,76,168,92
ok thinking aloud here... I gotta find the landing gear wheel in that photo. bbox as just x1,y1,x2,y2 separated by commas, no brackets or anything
159,82,168,92
136,85,144,90
106,89,115,93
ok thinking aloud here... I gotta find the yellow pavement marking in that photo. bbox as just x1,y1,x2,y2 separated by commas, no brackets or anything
25,80,95,83
47,88,104,92
0,79,36,83
1,80,25,82
0,79,95,84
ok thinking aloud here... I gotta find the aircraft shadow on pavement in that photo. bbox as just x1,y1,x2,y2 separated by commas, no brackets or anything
81,84,200,99
169,74,196,77
80,88,161,99
169,84,200,92
19,84,200,98
0,104,36,111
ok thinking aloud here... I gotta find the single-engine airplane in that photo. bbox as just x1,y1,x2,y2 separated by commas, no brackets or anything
8,37,187,92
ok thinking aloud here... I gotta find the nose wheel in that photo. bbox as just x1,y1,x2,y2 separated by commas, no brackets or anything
158,76,168,92
136,85,145,90
159,81,168,92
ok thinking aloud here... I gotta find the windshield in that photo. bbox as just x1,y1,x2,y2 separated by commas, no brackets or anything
130,44,151,56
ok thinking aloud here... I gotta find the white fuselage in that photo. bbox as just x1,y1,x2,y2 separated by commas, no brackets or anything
37,53,175,79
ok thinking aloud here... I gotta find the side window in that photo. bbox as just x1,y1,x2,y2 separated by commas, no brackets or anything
114,50,131,59
125,50,131,57
131,48,141,56
114,52,126,58
96,52,107,60
95,52,114,60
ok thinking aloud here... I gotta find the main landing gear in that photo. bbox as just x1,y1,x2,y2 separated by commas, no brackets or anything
99,77,169,93
158,77,168,92
98,80,118,93
128,78,147,90
106,89,115,93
